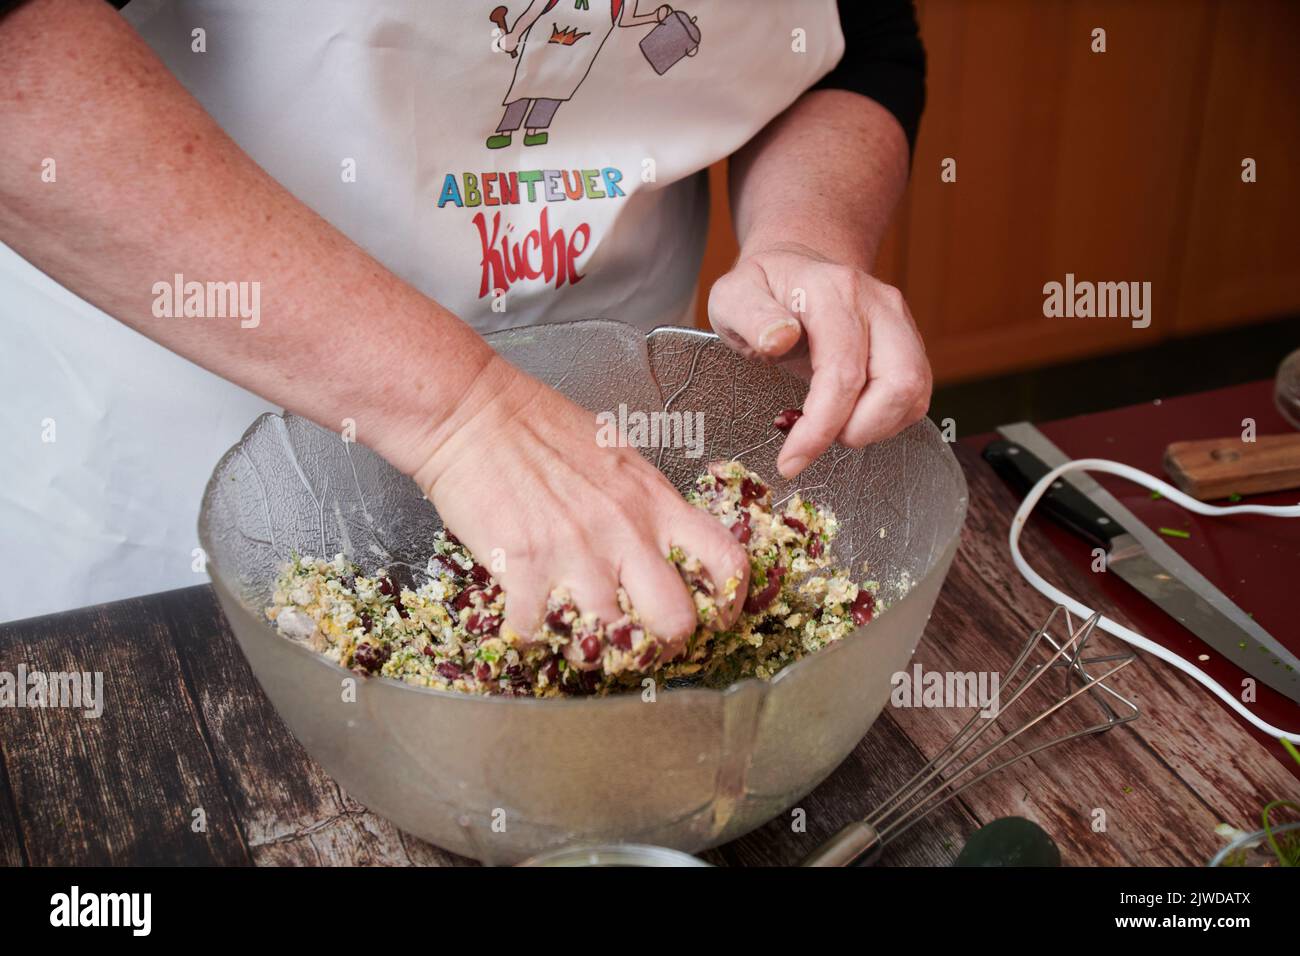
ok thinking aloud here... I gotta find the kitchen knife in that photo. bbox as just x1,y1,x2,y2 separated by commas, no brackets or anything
983,436,1300,705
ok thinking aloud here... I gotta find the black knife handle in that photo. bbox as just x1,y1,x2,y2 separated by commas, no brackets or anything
982,439,1128,550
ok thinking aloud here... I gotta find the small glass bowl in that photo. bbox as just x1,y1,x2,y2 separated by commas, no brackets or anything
1208,821,1300,867
518,843,712,867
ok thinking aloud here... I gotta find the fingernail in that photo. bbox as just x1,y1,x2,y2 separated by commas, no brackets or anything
781,455,808,478
758,318,799,353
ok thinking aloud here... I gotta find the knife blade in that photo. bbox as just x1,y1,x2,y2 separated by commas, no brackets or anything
983,434,1300,705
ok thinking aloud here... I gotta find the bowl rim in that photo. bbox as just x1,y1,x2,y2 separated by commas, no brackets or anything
1207,820,1300,867
198,322,970,711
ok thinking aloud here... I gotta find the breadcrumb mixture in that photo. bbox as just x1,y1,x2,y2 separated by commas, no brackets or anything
266,461,881,697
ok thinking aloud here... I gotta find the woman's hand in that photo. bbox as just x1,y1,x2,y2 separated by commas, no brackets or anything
708,241,931,479
408,356,750,658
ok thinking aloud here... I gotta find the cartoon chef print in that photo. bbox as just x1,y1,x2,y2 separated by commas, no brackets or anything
488,0,673,148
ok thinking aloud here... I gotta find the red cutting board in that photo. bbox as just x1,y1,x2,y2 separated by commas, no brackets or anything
978,380,1300,770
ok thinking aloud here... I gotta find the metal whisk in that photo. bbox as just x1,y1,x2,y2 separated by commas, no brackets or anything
802,606,1139,866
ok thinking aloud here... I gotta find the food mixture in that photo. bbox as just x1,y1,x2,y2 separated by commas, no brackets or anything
266,459,881,697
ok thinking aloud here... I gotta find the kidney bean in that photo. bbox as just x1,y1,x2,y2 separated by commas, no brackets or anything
850,589,876,626
429,554,463,579
608,623,634,651
466,611,502,636
730,510,752,544
744,566,786,614
352,641,389,674
474,661,492,682
739,477,767,507
807,537,823,559
580,634,602,663
436,661,463,681
544,608,573,636
452,588,480,611
773,408,803,432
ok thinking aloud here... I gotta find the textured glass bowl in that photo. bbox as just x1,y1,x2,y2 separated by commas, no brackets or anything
199,321,968,864
518,843,711,867
1208,821,1300,867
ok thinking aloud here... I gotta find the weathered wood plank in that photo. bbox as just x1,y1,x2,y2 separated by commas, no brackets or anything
170,576,965,867
4,438,1291,867
881,443,1299,866
161,586,472,866
703,710,978,867
0,748,27,866
0,596,249,865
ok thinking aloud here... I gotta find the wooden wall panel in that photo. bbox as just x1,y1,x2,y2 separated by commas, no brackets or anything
694,161,739,330
694,1,1299,381
904,0,1215,382
1175,0,1300,334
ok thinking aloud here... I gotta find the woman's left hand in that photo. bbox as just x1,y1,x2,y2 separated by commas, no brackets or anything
708,242,932,479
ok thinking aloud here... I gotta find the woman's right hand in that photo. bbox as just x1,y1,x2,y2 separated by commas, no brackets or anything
407,355,750,662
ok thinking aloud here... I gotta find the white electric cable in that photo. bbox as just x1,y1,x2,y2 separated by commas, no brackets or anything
1008,457,1300,743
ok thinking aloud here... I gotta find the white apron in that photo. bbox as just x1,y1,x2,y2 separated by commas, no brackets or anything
0,0,843,621
505,0,619,104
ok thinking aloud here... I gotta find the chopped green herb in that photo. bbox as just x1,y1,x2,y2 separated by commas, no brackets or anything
1282,738,1300,768
1158,527,1190,539
1228,492,1243,503
1149,490,1163,500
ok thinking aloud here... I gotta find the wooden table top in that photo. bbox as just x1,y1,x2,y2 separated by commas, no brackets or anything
2,383,1296,867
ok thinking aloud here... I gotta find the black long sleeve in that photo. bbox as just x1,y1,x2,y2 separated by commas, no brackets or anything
815,0,927,154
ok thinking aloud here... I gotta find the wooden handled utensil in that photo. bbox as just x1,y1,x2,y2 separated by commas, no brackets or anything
1164,432,1300,501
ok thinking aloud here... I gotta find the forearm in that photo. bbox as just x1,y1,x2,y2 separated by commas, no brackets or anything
713,88,928,470
729,88,911,273
0,0,500,477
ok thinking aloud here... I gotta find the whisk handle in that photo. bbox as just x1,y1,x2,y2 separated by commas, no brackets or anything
801,821,883,867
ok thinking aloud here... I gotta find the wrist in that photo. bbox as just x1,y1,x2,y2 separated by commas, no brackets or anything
354,314,514,484
738,225,874,274
405,352,543,496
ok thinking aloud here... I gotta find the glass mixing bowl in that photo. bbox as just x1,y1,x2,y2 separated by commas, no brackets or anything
198,321,968,864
